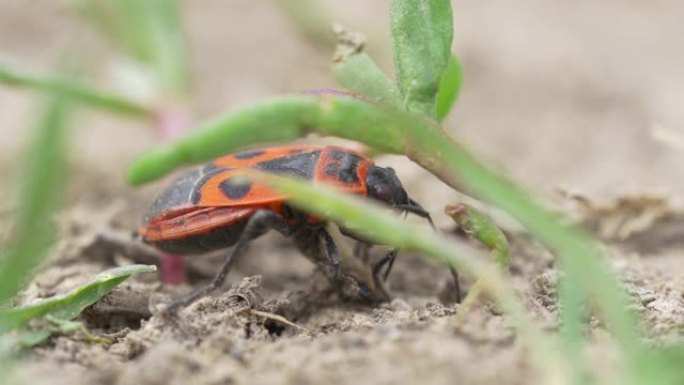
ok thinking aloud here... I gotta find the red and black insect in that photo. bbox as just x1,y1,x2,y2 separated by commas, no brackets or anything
138,145,433,309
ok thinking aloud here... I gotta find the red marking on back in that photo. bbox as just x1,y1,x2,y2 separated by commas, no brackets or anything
141,145,376,242
142,202,288,242
195,169,287,207
314,147,371,194
212,145,321,168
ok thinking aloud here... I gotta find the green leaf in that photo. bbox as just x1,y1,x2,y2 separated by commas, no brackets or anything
390,0,453,119
436,55,463,121
0,265,156,334
333,52,399,106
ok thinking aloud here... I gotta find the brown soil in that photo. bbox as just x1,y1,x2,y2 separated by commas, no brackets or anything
1,1,683,384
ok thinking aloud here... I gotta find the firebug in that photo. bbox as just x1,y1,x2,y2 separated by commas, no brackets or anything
138,145,433,309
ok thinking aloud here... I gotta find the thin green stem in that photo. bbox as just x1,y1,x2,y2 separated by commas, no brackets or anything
0,62,154,118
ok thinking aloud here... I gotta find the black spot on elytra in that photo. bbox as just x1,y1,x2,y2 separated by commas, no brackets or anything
338,154,361,183
339,169,358,183
324,163,339,177
254,151,320,179
191,167,229,204
234,150,265,159
219,177,252,199
320,151,362,184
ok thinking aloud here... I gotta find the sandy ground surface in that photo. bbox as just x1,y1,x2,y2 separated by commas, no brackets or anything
1,1,683,384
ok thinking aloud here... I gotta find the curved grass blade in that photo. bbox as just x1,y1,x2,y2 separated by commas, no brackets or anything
436,55,463,122
0,62,153,118
126,95,433,185
0,265,156,334
390,0,453,118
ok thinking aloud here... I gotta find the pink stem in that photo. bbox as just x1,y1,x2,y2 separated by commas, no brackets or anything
160,253,187,285
155,105,192,285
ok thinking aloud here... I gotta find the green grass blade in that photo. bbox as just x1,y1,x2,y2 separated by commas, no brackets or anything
66,0,121,47
558,273,591,385
0,91,71,305
0,62,154,118
436,55,463,121
142,0,188,95
127,96,320,185
333,52,400,106
125,95,432,185
390,0,453,118
68,0,150,63
0,265,156,334
629,344,684,385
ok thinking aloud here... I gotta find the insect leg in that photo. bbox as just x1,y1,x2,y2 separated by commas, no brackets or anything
371,249,397,283
165,210,292,311
320,230,341,279
319,229,356,300
449,267,462,303
353,242,372,263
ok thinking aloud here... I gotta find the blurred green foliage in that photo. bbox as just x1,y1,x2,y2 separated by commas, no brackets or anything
0,92,70,306
69,0,188,95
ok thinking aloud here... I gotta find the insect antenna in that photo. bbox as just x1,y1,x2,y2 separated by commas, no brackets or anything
395,198,436,230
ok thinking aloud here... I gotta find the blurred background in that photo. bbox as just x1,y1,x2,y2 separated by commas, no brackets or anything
2,0,683,212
